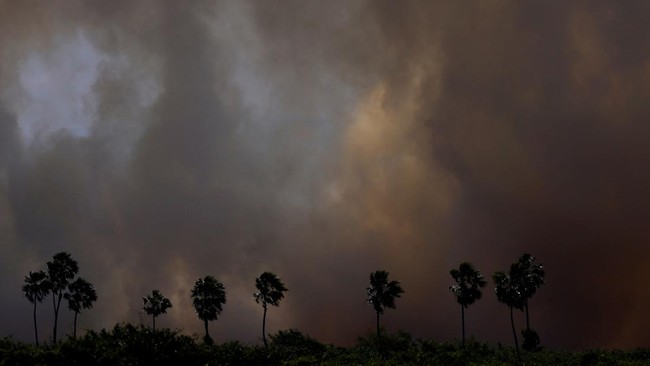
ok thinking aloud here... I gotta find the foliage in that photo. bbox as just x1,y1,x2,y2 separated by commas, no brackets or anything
191,276,227,323
449,263,487,308
22,271,49,305
366,270,404,315
253,272,288,309
514,253,545,301
142,290,172,331
2,329,649,366
64,278,98,314
493,270,525,310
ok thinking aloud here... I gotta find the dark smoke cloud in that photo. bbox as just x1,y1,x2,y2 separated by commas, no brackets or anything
0,0,648,349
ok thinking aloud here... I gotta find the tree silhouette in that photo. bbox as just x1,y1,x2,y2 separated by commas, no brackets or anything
143,290,172,331
254,272,288,350
22,270,49,346
64,277,97,338
366,270,404,339
514,254,545,330
513,253,545,351
191,276,226,344
46,252,79,343
493,268,525,357
449,262,487,345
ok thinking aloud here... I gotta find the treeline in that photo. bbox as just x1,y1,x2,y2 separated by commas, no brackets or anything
23,252,543,354
3,327,650,366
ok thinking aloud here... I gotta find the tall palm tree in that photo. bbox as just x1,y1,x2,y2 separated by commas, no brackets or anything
254,272,288,350
46,252,79,343
191,276,226,344
449,262,487,345
22,270,49,346
366,270,404,338
64,277,97,338
514,253,545,331
493,268,525,357
143,289,172,331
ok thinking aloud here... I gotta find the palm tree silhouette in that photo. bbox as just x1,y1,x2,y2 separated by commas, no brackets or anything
514,253,545,331
142,290,172,331
493,268,525,357
64,277,97,338
191,276,226,344
366,270,404,339
22,270,49,346
254,272,288,350
46,252,79,343
449,262,487,345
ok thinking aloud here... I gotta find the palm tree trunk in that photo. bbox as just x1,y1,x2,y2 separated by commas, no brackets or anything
262,306,268,350
53,293,62,343
152,315,156,331
510,305,520,357
204,319,209,340
525,299,530,330
33,302,39,346
376,311,380,339
73,311,78,338
461,305,465,345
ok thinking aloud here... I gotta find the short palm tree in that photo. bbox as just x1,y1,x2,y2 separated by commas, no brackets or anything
64,277,97,338
449,262,487,344
366,270,404,338
254,272,288,350
191,276,226,344
143,289,172,331
22,270,49,346
493,268,525,357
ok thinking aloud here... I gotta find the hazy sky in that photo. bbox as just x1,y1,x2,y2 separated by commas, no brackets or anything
1,0,649,349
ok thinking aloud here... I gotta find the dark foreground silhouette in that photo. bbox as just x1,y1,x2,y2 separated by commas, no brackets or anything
1,324,648,366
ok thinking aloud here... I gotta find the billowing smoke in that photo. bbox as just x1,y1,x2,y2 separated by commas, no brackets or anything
1,0,648,349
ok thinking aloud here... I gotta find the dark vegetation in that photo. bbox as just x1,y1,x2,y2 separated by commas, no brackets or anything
2,327,649,366
14,252,648,365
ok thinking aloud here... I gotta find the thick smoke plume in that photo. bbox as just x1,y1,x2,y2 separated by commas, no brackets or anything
1,0,649,349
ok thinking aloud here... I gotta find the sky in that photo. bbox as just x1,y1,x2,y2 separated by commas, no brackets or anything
1,0,649,350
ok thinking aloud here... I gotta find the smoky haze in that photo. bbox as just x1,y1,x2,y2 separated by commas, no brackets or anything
0,0,648,349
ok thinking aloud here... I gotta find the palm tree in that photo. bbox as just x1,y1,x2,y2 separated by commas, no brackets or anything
254,272,288,350
514,253,545,331
46,252,79,343
366,270,404,338
449,262,487,345
22,270,49,346
493,268,525,357
64,277,97,338
191,276,226,344
142,290,172,331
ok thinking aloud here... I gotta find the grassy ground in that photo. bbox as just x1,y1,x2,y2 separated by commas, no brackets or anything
1,325,648,365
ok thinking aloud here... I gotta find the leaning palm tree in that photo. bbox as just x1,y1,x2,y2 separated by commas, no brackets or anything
366,270,404,339
22,270,49,346
493,268,525,357
143,289,172,331
64,277,97,338
191,276,226,344
254,272,288,350
514,253,545,331
46,252,79,343
449,262,487,345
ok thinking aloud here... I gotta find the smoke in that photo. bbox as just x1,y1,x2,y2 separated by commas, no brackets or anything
0,0,648,349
